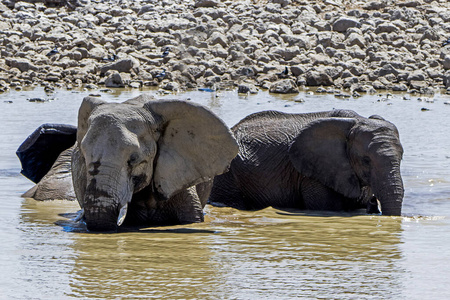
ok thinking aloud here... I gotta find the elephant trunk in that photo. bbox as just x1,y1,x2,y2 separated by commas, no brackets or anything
84,199,118,231
83,168,132,232
373,166,404,216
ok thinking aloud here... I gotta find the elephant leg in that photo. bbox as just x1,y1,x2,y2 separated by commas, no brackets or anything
300,177,345,211
170,186,205,224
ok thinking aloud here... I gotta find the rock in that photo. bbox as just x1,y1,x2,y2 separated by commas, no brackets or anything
238,84,258,94
407,71,426,83
162,81,180,92
375,23,398,34
333,18,360,32
291,66,306,77
378,64,399,77
194,0,219,8
316,87,327,93
269,79,299,94
443,56,450,70
391,83,408,91
443,72,450,88
409,80,427,90
129,82,141,89
105,72,129,88
5,58,37,72
305,70,334,86
85,84,98,89
100,58,139,75
208,32,228,48
346,32,366,48
363,2,386,10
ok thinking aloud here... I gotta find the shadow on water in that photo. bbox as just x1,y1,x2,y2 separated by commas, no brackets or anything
56,212,219,234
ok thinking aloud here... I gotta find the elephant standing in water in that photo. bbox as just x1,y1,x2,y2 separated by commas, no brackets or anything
209,109,404,215
19,95,238,231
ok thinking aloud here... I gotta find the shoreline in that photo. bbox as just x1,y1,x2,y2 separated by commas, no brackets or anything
1,0,450,95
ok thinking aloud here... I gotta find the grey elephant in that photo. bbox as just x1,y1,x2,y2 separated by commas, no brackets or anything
20,95,238,231
209,109,404,216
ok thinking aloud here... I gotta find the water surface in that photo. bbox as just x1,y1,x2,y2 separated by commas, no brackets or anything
0,87,449,299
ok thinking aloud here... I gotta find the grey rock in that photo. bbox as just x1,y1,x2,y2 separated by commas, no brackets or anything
391,83,408,91
443,56,450,70
281,34,311,49
5,58,37,72
375,23,398,34
105,72,129,88
378,64,399,77
407,71,426,83
305,70,334,86
363,2,386,10
333,18,360,33
409,80,427,90
208,32,228,48
346,32,366,48
129,82,141,88
194,0,219,8
162,81,180,92
238,84,258,94
291,66,306,77
100,58,139,75
269,79,299,94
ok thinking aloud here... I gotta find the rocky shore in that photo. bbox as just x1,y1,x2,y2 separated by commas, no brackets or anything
1,0,450,95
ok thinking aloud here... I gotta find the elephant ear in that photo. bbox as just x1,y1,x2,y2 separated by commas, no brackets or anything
289,117,361,199
144,100,239,201
77,97,107,142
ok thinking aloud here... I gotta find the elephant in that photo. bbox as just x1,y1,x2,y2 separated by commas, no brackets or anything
209,109,404,216
19,95,238,231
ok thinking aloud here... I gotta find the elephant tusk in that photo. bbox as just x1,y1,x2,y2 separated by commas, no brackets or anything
117,203,128,226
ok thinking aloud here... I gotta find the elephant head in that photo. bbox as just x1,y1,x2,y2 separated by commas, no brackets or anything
289,115,404,215
72,95,238,231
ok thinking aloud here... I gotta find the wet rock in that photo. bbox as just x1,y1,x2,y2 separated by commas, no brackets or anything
391,83,408,92
105,72,129,88
269,79,299,94
238,83,258,94
162,81,179,92
129,81,141,89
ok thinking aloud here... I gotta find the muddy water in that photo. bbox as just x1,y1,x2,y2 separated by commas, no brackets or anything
0,87,449,299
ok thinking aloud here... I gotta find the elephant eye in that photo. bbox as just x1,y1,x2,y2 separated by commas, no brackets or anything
128,153,139,166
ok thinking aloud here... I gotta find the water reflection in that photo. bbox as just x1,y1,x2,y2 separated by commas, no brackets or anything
206,207,404,299
16,198,405,299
